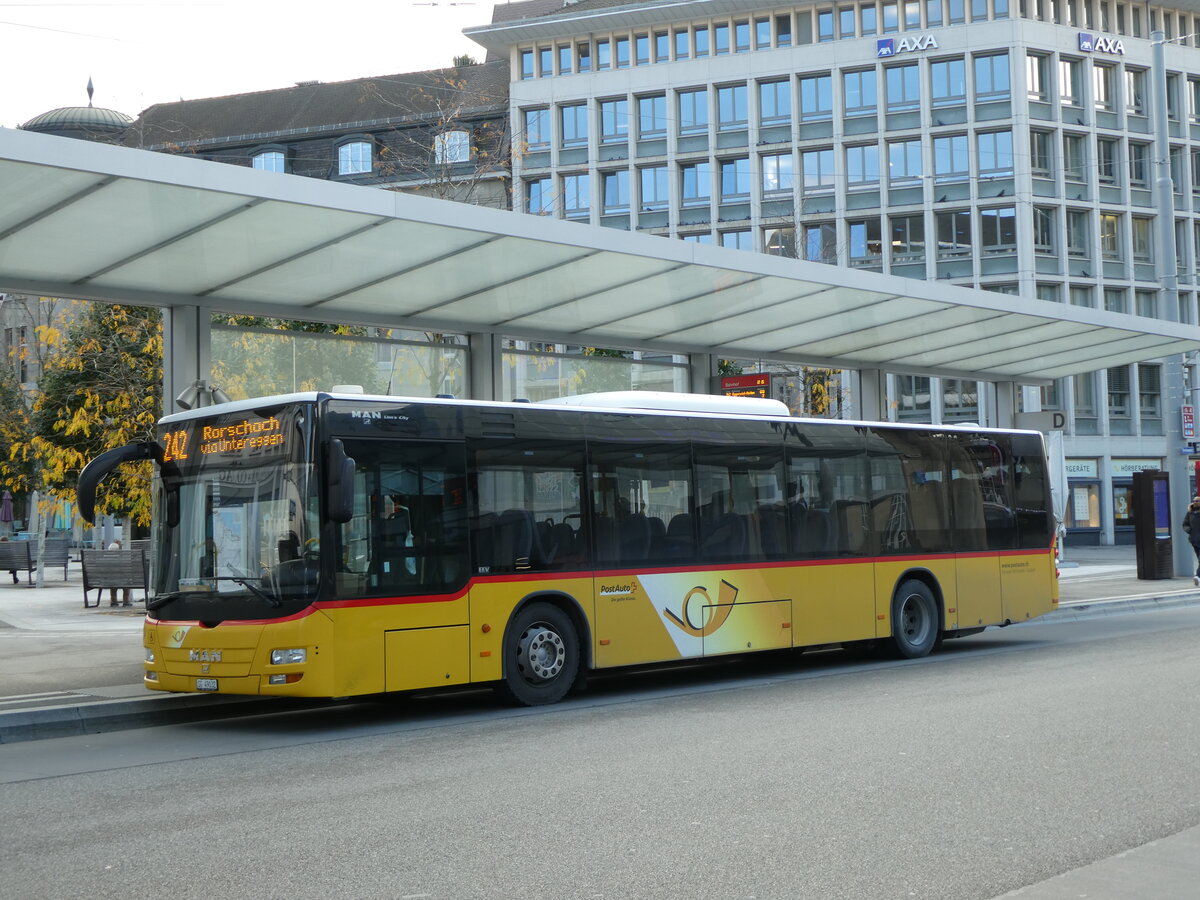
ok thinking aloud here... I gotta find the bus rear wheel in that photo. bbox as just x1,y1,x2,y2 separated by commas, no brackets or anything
498,602,580,706
889,580,939,659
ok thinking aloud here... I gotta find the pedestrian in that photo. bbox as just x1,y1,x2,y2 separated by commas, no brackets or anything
107,538,132,606
1182,496,1200,586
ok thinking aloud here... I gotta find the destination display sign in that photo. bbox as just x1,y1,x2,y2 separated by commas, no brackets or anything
159,410,295,472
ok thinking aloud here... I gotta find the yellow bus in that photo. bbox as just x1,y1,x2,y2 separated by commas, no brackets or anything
78,390,1058,706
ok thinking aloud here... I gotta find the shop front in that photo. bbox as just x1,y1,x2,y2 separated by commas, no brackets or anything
1065,458,1101,546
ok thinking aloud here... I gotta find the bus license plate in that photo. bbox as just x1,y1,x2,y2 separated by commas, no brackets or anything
196,678,218,691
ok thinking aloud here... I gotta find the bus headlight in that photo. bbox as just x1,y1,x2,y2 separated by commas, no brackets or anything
270,648,306,665
144,647,155,663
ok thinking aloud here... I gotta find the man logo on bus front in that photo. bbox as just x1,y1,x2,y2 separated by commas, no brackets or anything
663,580,739,637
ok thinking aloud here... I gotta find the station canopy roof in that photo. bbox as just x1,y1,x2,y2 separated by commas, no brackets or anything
3,126,1199,384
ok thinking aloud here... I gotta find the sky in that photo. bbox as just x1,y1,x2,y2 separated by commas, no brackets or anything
0,0,502,129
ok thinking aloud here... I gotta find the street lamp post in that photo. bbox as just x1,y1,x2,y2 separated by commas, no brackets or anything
1150,31,1193,576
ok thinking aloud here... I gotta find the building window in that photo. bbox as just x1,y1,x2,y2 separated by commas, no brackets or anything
1190,78,1200,122
434,130,470,164
799,74,834,120
1104,287,1128,313
1036,283,1062,303
1033,206,1057,253
678,88,709,133
764,226,796,256
578,42,592,73
734,20,751,51
1030,130,1053,177
682,232,713,244
980,206,1017,254
538,46,553,77
337,140,372,175
252,150,285,172
802,148,836,191
848,218,883,266
759,79,791,125
933,134,970,181
1136,289,1158,317
1066,210,1091,257
803,222,838,264
640,166,668,211
943,379,979,422
520,49,535,80
1093,64,1116,111
882,1,900,31
755,17,772,49
888,139,922,184
694,25,710,56
1108,365,1131,429
680,162,712,205
562,173,589,218
717,84,748,129
561,103,588,147
1060,58,1082,106
761,152,794,194
936,210,972,258
600,98,629,143
602,170,630,212
862,4,880,33
526,177,553,215
1099,213,1121,260
846,144,880,186
1063,133,1086,182
977,130,1014,176
1126,68,1147,115
1069,285,1094,307
1073,373,1097,433
818,9,835,41
721,229,753,250
974,53,1010,102
890,214,925,261
1128,142,1149,186
1097,138,1119,184
1027,53,1050,102
675,29,690,59
596,39,611,69
638,94,667,138
897,375,932,422
524,108,549,148
654,31,669,62
931,58,967,107
558,45,573,75
1139,364,1162,432
840,6,857,38
635,33,650,66
615,36,631,68
714,22,730,54
1131,217,1152,261
843,69,877,117
886,63,920,111
720,157,752,199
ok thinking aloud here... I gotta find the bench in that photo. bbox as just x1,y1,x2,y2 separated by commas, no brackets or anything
0,541,33,586
81,549,148,609
32,537,69,581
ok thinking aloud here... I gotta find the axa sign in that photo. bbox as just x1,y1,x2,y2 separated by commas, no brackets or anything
1078,32,1126,54
877,34,939,57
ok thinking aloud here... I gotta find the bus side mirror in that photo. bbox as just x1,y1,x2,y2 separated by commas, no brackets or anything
77,442,158,525
327,439,356,524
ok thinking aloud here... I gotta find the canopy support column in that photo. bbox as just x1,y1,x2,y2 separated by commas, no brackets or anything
163,305,211,415
469,331,500,401
851,368,886,422
690,353,715,395
992,381,1018,429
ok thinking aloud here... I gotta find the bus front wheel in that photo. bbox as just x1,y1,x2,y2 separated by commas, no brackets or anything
889,580,939,659
498,602,580,706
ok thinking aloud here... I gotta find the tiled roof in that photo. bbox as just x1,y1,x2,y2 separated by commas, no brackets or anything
123,61,509,150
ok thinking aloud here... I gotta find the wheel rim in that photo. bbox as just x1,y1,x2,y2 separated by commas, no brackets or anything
899,592,932,646
516,622,566,684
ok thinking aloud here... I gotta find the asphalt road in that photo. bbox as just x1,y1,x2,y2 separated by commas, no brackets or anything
1,607,1198,900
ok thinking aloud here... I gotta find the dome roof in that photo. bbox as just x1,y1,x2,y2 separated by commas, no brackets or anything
20,105,132,142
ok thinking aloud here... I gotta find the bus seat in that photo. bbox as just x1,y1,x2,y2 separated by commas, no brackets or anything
666,513,694,558
757,505,787,558
793,507,831,555
552,522,578,562
495,509,534,570
619,513,652,561
593,516,620,564
533,516,559,566
701,512,747,559
646,515,667,558
831,500,869,555
951,479,987,549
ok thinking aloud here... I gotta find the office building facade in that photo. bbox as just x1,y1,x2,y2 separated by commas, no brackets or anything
467,0,1200,544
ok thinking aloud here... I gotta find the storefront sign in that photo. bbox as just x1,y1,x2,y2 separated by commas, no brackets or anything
1078,33,1125,55
1066,458,1098,479
1111,458,1162,476
876,34,938,57
1184,404,1195,440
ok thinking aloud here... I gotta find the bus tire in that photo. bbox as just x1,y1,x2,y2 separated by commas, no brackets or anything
497,602,580,706
889,579,939,659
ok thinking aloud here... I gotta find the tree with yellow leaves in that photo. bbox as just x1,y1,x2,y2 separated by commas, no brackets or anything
26,304,162,526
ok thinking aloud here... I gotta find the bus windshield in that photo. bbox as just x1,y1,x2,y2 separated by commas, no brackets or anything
150,404,318,621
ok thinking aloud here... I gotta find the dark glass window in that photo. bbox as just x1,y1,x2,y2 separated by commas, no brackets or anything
786,424,869,557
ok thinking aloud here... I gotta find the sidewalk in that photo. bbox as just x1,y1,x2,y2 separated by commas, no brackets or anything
1,546,1198,745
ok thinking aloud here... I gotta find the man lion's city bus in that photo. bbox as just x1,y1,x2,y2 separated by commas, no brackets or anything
77,391,1057,706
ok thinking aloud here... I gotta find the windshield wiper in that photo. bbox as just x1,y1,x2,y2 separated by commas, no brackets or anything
147,591,188,611
228,575,282,608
